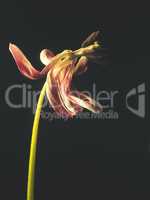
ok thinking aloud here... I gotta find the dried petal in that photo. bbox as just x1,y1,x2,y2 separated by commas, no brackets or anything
9,44,54,79
45,52,102,117
69,91,103,113
73,56,88,75
45,59,81,117
81,31,100,47
40,49,54,65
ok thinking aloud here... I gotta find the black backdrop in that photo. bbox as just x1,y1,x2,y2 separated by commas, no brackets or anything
0,1,150,200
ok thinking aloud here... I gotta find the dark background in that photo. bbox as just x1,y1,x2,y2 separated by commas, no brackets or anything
0,0,150,200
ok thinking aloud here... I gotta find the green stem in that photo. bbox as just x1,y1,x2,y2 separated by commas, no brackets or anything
27,83,46,200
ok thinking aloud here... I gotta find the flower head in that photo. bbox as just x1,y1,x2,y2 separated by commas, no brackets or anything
9,31,104,117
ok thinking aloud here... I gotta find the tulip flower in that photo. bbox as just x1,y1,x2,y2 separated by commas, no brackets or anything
9,31,104,200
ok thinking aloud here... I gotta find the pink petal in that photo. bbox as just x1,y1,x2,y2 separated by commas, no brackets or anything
69,91,103,113
46,67,81,118
9,44,55,80
45,58,102,118
9,43,43,79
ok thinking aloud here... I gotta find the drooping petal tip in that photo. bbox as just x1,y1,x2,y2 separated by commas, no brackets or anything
9,43,43,80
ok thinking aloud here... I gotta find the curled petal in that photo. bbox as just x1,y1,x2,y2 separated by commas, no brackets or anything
74,56,88,75
45,66,81,118
40,49,54,65
9,43,43,79
45,58,102,118
69,91,103,113
45,46,103,117
9,44,54,80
